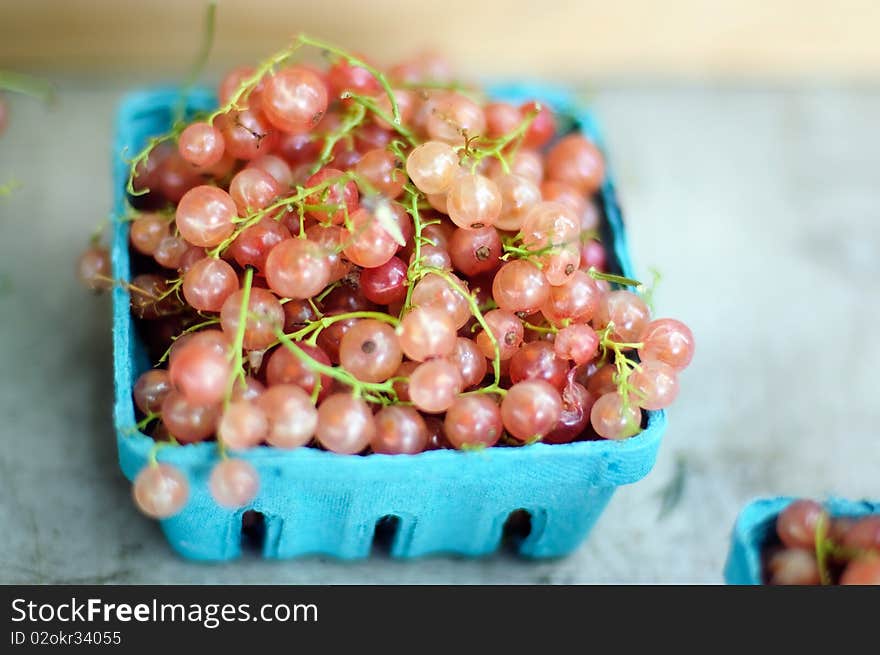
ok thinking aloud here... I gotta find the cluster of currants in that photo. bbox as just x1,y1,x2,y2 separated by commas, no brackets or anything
78,36,695,520
765,500,880,584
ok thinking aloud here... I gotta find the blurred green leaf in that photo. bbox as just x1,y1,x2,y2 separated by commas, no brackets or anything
0,71,55,103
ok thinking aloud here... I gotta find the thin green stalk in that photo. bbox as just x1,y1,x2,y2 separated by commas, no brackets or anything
300,310,400,346
343,92,418,145
208,171,357,256
420,266,504,395
136,412,160,431
815,514,832,586
522,321,558,335
312,102,366,172
223,267,254,414
157,317,221,364
401,186,433,314
297,34,401,125
127,37,304,195
597,323,644,435
274,328,397,404
147,441,176,467
0,70,55,102
174,1,217,124
589,267,642,289
465,107,538,173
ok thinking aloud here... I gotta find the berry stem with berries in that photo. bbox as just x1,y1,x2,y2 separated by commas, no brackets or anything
814,514,832,586
597,322,645,417
464,107,538,173
273,328,398,404
420,265,505,396
296,34,401,125
224,266,254,407
311,102,366,172
157,318,222,364
343,92,419,145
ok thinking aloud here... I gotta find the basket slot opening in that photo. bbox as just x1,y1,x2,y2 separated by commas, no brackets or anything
371,515,401,555
240,510,266,554
501,509,533,552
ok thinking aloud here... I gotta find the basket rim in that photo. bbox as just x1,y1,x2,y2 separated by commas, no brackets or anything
725,496,880,584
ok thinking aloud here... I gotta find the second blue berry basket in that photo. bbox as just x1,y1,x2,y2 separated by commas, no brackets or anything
724,496,880,584
111,83,667,561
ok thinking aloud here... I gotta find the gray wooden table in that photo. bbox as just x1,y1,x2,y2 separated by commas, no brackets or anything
1,82,877,583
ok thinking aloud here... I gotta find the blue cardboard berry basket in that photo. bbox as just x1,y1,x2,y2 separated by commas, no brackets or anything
111,83,667,561
724,496,880,584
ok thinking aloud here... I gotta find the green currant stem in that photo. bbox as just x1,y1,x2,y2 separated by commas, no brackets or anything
499,244,543,268
206,42,304,121
522,321,558,335
343,92,418,145
826,542,872,561
264,310,400,352
297,34,401,125
309,377,322,404
209,173,357,257
296,202,307,238
302,310,400,347
401,189,427,314
301,202,343,213
466,384,507,398
311,102,366,173
274,328,397,405
127,38,304,195
387,139,410,165
588,267,642,289
598,323,644,431
396,184,505,395
125,133,180,196
173,1,217,125
502,233,574,261
157,317,221,364
501,244,534,258
93,275,158,300
312,284,338,305
156,277,183,301
129,32,402,196
147,441,174,467
420,265,504,393
136,412,160,431
814,514,832,586
223,267,254,425
466,108,538,174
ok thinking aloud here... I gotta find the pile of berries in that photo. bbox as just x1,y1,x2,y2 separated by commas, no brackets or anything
79,36,695,520
764,500,880,585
